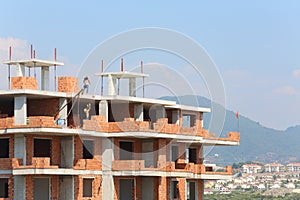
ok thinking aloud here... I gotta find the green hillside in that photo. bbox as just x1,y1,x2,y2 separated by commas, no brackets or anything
160,95,300,165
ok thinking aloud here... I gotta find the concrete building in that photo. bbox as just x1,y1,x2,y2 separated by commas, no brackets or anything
242,164,262,174
287,163,300,172
0,55,239,199
264,163,285,173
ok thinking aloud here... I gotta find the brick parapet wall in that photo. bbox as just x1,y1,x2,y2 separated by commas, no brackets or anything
11,76,38,90
58,76,79,93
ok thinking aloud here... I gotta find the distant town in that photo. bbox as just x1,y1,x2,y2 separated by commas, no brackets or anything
205,162,300,197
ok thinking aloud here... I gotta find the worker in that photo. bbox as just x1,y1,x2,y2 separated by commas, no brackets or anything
83,75,91,93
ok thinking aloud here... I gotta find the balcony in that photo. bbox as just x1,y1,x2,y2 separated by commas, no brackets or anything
111,160,232,177
73,159,102,170
0,116,62,129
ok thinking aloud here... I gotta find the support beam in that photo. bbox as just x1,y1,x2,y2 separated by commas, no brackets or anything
102,138,114,199
134,104,143,121
129,77,136,97
16,64,25,77
41,66,50,90
14,95,27,125
172,110,180,125
60,176,74,200
61,136,74,168
99,100,108,122
59,98,68,126
14,134,26,165
14,176,26,200
107,75,117,96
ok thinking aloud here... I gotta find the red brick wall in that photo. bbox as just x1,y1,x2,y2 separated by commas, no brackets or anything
198,179,204,200
114,177,139,200
11,76,38,90
74,175,102,200
73,136,102,170
157,176,167,200
27,98,59,117
58,76,79,93
26,135,61,166
25,175,59,200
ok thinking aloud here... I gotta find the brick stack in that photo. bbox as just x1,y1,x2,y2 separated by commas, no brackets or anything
58,76,79,92
73,159,102,170
11,76,38,90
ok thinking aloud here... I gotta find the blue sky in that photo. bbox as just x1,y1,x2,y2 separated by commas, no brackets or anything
0,1,299,130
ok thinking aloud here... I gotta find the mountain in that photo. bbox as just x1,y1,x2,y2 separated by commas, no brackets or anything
160,95,300,166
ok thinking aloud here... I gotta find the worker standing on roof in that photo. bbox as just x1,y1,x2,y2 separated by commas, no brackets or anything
83,75,91,93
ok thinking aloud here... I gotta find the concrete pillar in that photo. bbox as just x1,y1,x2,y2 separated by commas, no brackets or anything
14,134,26,165
14,95,27,125
99,100,108,122
41,66,50,90
107,75,117,96
129,78,136,97
16,64,25,77
59,98,68,126
172,110,180,125
156,106,166,120
102,138,114,200
14,176,26,200
61,136,74,168
134,104,143,121
60,176,74,200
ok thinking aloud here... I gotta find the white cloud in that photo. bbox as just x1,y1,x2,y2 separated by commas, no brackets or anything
273,86,297,96
292,69,300,78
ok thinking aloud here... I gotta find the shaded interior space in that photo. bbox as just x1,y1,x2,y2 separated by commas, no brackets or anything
83,140,94,159
83,178,93,198
0,98,14,117
0,138,9,158
142,140,154,168
143,104,167,128
187,181,196,200
0,178,8,198
33,178,50,200
170,180,179,199
27,97,59,117
67,100,98,128
142,177,154,200
34,138,51,158
188,148,197,164
119,141,133,160
119,179,134,200
108,101,133,122
171,145,179,162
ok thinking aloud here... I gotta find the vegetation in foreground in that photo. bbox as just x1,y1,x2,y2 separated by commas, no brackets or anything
204,191,300,200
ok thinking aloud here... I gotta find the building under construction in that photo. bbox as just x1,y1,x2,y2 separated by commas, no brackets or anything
0,47,239,200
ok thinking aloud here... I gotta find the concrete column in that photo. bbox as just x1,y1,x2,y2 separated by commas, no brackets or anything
99,100,108,122
129,78,136,97
102,138,114,200
16,64,25,77
14,95,27,125
41,66,50,90
172,110,180,125
59,98,68,126
108,75,117,95
134,104,143,121
14,176,26,200
60,176,74,200
14,134,26,165
61,136,74,168
156,106,166,120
